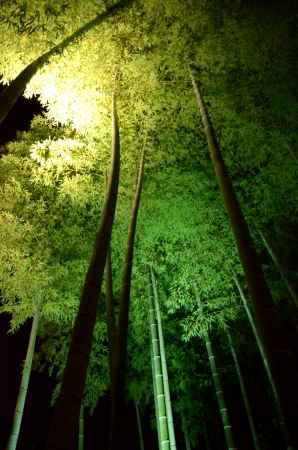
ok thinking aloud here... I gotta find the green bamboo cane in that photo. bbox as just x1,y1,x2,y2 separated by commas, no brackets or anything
227,330,261,450
194,284,237,450
190,69,297,448
7,304,41,450
78,406,84,450
46,94,120,450
258,230,298,309
233,274,292,450
135,401,145,450
184,431,191,450
149,275,170,450
151,346,162,450
150,269,177,450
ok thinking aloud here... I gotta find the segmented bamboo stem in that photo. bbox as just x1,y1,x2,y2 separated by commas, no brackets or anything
233,274,292,450
194,284,237,450
150,269,176,450
7,305,41,450
149,276,170,450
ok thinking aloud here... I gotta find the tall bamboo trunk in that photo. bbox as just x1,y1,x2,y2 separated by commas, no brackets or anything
105,244,116,380
6,306,41,450
151,347,162,450
184,431,191,450
149,278,170,450
109,146,145,450
190,70,298,447
135,402,145,450
45,95,120,450
0,0,133,127
227,330,261,450
78,406,84,450
194,285,236,450
258,230,298,308
150,269,176,450
233,274,292,449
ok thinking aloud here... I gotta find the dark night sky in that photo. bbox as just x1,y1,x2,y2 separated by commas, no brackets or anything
0,82,44,150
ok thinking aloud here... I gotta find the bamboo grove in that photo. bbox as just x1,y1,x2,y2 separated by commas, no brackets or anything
0,1,297,449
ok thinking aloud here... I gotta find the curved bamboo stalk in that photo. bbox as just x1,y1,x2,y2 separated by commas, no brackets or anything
135,401,145,450
190,69,297,448
6,305,41,450
149,277,170,450
233,274,292,450
150,269,176,450
45,94,120,450
105,244,116,379
0,0,134,126
109,145,145,450
227,330,261,450
194,284,237,450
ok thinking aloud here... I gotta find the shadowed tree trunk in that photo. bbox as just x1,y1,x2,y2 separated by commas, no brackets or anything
190,69,298,449
194,284,236,450
0,0,133,127
6,304,41,450
227,330,261,450
151,269,176,450
109,145,145,450
203,421,212,450
45,95,120,450
78,406,84,450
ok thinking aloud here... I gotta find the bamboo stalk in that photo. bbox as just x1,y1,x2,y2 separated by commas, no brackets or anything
184,431,191,450
135,401,145,450
227,330,261,450
78,406,84,450
46,94,120,450
109,144,145,450
0,0,134,126
190,69,297,448
151,346,162,450
258,230,298,308
7,305,41,450
149,276,170,450
105,244,116,380
194,284,237,450
233,274,292,450
150,269,176,450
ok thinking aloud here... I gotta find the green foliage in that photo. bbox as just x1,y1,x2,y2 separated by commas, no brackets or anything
0,115,108,328
36,317,109,411
1,1,298,446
